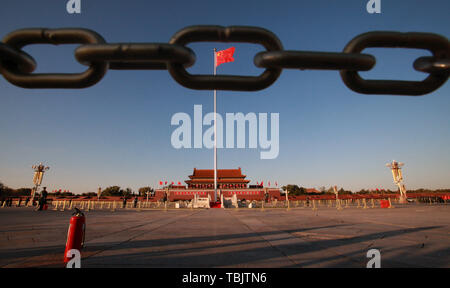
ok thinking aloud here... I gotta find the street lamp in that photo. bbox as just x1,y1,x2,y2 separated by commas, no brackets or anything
386,160,407,204
31,162,50,202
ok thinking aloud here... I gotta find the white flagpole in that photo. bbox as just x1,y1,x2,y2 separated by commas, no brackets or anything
214,48,217,202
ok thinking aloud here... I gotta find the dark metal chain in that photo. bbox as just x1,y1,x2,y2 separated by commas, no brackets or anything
0,26,448,95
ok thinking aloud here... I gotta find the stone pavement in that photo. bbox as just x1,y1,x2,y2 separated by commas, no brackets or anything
0,205,449,267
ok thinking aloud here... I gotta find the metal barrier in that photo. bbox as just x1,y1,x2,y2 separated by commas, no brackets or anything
0,27,448,94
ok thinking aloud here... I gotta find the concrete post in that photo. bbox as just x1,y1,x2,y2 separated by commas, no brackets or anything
312,200,317,211
60,200,66,211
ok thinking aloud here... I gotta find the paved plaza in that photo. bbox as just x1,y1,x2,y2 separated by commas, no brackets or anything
0,204,449,268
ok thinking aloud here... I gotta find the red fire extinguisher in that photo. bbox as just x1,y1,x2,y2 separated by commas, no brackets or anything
64,208,86,263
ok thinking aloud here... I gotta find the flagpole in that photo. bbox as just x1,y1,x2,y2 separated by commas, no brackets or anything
214,48,217,203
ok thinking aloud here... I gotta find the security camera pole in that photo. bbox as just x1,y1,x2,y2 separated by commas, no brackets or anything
31,163,50,202
386,160,407,204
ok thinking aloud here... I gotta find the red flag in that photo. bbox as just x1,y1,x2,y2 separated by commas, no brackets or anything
165,181,167,185
178,181,181,185
216,47,235,67
159,181,163,185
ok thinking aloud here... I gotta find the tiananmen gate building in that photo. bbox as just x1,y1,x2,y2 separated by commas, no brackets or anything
155,168,282,202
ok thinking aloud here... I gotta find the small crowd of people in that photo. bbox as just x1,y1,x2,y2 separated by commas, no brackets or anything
122,196,140,208
0,187,48,211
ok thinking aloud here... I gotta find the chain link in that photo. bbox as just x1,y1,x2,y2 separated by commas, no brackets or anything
340,31,449,96
75,43,196,70
0,28,108,89
0,42,36,73
167,25,283,91
0,26,448,95
254,50,375,71
414,56,450,74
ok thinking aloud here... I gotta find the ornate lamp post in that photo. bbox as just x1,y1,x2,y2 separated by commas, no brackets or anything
386,160,407,204
333,185,343,210
31,162,50,201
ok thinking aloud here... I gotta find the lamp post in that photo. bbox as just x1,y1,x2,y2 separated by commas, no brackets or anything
333,185,343,210
386,160,407,204
285,186,290,209
31,162,50,202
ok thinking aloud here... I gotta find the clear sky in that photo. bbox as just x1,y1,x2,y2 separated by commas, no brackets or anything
1,0,449,193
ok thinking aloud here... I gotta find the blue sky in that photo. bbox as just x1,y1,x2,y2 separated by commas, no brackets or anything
0,0,449,193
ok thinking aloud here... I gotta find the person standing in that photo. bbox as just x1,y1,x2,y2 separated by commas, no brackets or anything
41,187,48,202
36,187,48,211
36,194,43,211
133,196,138,208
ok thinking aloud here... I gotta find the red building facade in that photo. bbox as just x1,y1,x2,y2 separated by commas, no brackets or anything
185,168,250,189
155,168,282,201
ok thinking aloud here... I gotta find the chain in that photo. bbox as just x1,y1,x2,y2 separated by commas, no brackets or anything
0,26,448,95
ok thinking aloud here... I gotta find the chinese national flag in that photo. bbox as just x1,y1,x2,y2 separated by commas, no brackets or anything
159,181,163,185
216,47,235,67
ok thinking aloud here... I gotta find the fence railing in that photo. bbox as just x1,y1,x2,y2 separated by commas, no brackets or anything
1,195,448,210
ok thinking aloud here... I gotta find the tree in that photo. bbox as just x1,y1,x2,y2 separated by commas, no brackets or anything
82,192,97,197
0,182,4,197
102,186,122,196
121,188,133,198
281,184,305,196
15,188,32,196
138,187,154,197
0,182,13,197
